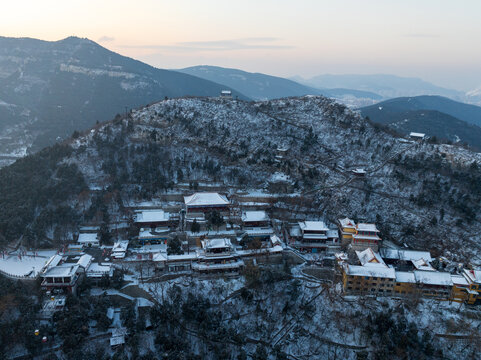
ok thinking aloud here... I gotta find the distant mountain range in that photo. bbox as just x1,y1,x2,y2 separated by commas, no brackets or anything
294,74,465,100
0,36,246,156
1,35,481,165
178,65,382,104
360,96,481,150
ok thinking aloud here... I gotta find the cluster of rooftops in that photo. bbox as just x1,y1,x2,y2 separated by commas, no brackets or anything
337,247,481,304
37,191,481,305
40,251,113,294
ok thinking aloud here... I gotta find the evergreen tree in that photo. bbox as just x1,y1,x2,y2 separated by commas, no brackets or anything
206,210,224,231
190,219,200,233
167,236,184,255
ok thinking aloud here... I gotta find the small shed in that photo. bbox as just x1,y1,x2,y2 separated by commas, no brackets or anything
409,132,426,140
352,168,366,177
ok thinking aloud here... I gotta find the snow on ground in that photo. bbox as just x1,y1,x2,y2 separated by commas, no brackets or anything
0,250,56,277
140,276,245,304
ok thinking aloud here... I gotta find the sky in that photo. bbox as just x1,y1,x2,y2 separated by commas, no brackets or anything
1,0,481,91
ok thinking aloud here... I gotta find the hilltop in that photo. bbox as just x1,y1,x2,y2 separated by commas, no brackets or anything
0,96,480,262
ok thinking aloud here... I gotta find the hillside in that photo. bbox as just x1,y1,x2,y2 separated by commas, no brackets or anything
360,108,481,150
296,74,464,100
360,96,481,149
361,95,481,128
178,65,381,105
0,36,246,165
0,96,480,262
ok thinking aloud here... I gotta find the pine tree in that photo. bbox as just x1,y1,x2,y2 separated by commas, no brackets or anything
167,236,184,255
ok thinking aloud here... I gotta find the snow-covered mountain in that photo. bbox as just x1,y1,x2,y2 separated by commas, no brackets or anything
1,96,480,262
295,74,465,100
178,65,382,106
0,36,246,166
466,85,481,106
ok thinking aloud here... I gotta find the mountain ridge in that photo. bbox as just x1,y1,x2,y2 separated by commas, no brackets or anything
0,36,248,165
178,65,382,104
295,73,464,100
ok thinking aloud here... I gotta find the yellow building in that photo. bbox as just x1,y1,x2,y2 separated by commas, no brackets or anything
338,248,481,305
340,248,396,295
461,269,481,305
394,272,417,295
412,271,453,300
338,218,356,247
450,275,472,303
351,223,381,252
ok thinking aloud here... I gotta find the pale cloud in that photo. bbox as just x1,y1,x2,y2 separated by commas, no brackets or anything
98,35,115,42
119,37,293,52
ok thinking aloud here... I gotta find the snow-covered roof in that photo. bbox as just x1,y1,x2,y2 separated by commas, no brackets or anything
352,168,366,174
42,264,80,278
451,274,469,286
270,235,281,245
77,254,92,269
86,263,112,277
326,229,339,238
152,252,168,262
202,238,232,249
110,335,125,347
344,264,396,279
395,271,416,283
412,258,435,271
167,253,197,261
112,240,129,252
242,211,269,223
410,132,425,138
138,228,169,239
356,248,386,267
244,228,274,236
135,209,169,223
301,234,328,240
356,223,379,232
45,254,63,269
414,271,453,286
289,225,301,237
299,221,328,232
338,218,356,228
352,234,381,241
380,248,432,263
184,192,230,207
78,233,99,244
136,297,154,308
463,269,481,283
